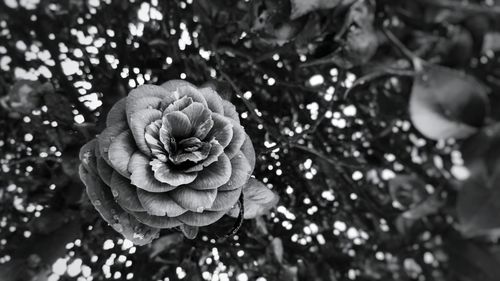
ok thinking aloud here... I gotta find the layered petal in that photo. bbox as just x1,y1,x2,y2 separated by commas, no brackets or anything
108,131,136,178
129,109,162,156
163,96,193,114
79,165,159,245
150,159,197,186
188,153,231,190
160,79,195,92
128,152,176,193
106,98,127,127
170,187,217,212
200,87,224,114
206,113,233,147
96,155,114,186
218,151,252,191
110,172,144,212
144,120,166,159
240,135,256,173
132,211,183,229
184,141,224,173
161,111,192,140
182,102,211,129
126,85,175,120
222,99,240,124
224,119,246,159
176,85,208,107
79,139,98,174
97,122,127,164
177,210,226,227
209,188,242,211
137,189,187,217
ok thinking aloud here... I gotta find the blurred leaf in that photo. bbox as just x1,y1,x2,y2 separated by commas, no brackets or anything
409,64,489,140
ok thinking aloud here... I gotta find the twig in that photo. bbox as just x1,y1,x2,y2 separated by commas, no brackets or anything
290,143,358,169
343,68,415,98
382,27,423,71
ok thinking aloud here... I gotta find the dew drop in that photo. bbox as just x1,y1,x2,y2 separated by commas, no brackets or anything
196,207,204,213
111,189,119,197
93,200,101,206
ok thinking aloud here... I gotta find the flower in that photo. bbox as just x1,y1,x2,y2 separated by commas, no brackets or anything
79,80,278,244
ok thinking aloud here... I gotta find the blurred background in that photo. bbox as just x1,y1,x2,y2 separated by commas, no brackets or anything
2,0,500,280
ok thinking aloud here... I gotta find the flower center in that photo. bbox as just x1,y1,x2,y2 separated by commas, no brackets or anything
167,137,211,165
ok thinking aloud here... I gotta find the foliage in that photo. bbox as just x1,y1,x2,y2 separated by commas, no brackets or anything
2,0,500,280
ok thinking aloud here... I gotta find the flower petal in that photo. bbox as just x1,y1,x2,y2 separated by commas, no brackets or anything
188,153,231,190
200,87,224,114
126,96,162,122
194,118,214,140
218,151,252,191
225,120,246,159
180,225,199,239
160,79,195,92
181,102,211,129
106,98,127,127
126,85,176,120
184,141,224,173
222,99,240,124
227,178,279,219
150,159,197,186
97,122,127,164
145,120,165,157
209,188,242,211
96,155,114,186
128,152,177,193
110,172,145,212
132,211,182,229
79,139,98,174
176,85,208,107
137,189,187,217
177,210,226,227
129,108,162,156
240,135,256,174
163,96,193,114
206,113,233,147
161,111,192,140
170,187,217,212
108,131,136,178
79,165,160,245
